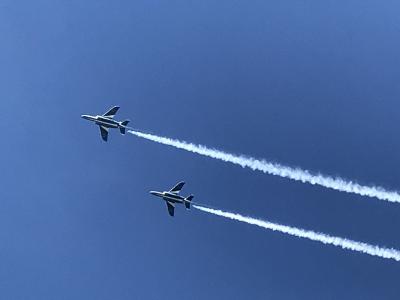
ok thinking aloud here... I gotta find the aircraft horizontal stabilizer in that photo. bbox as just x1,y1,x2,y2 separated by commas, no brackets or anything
119,120,130,134
185,195,194,209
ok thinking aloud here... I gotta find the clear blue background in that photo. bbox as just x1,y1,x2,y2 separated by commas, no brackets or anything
1,1,400,299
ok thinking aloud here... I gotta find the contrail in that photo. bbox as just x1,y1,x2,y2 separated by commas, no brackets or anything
128,130,400,203
193,205,400,262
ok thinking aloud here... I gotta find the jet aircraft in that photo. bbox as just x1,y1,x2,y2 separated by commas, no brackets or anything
150,182,194,217
81,106,130,141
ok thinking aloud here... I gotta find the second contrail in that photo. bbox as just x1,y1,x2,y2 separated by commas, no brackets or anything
193,205,400,262
128,130,400,204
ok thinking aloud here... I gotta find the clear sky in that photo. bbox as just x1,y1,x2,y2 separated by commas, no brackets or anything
1,0,400,299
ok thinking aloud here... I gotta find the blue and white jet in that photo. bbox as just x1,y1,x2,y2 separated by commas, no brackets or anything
81,106,130,142
150,182,194,217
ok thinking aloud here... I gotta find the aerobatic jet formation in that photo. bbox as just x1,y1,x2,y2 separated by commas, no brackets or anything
150,182,194,217
81,106,130,141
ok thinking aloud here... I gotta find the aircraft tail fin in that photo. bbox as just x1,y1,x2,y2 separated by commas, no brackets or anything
119,120,130,134
184,195,194,209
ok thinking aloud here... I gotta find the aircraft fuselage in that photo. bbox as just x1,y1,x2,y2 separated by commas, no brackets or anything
150,191,186,204
81,115,121,128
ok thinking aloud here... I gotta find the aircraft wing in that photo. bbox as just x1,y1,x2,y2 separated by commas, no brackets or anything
169,181,185,194
103,106,120,118
166,201,175,217
99,125,109,141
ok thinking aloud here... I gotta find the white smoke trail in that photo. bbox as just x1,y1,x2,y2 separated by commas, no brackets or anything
193,205,400,262
128,130,400,203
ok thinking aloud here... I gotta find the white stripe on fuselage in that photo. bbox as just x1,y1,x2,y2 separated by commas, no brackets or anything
94,119,119,128
162,194,185,203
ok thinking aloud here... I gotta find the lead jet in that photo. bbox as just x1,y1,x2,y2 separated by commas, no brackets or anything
150,182,194,217
81,106,130,141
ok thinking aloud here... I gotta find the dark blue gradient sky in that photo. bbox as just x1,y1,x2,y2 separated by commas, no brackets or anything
1,1,400,299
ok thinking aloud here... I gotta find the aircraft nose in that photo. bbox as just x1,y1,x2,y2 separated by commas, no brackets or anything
81,115,90,120
149,191,159,196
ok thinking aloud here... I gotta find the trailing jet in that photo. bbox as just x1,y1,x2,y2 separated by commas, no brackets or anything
81,106,130,142
150,182,194,217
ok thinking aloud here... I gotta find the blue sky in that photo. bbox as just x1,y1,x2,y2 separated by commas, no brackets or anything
1,0,400,299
